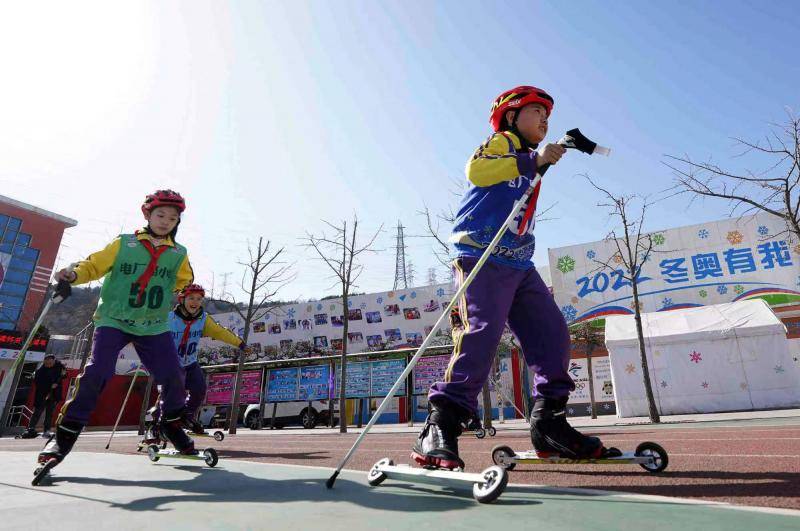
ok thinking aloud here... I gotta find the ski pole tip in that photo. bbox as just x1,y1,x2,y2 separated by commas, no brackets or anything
325,470,339,489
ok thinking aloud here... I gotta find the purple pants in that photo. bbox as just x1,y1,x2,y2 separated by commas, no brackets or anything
59,327,186,426
429,257,574,414
183,362,207,418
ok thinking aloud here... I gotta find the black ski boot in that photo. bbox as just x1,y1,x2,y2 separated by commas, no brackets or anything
411,400,471,470
530,397,619,458
18,428,39,439
160,412,196,455
38,421,83,465
181,414,206,435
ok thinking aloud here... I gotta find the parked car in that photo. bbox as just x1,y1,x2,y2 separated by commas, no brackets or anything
242,400,339,429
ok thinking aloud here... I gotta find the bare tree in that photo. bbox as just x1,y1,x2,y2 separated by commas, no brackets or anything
665,112,800,239
585,177,661,423
221,237,294,434
303,215,382,433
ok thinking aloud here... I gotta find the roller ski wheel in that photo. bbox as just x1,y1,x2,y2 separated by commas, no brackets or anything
635,441,669,473
472,466,508,504
147,444,161,462
32,458,58,486
213,430,225,442
203,448,219,468
488,426,497,437
491,445,517,471
367,457,393,486
474,428,486,439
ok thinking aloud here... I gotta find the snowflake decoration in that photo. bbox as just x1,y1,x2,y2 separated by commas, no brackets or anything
286,308,296,318
757,225,769,236
660,380,668,388
602,403,611,410
625,363,636,374
717,285,728,295
775,365,785,374
561,305,577,322
698,229,709,239
377,296,384,304
612,252,623,264
690,350,702,363
701,381,709,389
662,297,673,309
584,405,593,414
557,255,576,274
699,289,708,298
727,230,743,245
740,382,748,390
586,250,596,260
436,288,445,298
652,233,665,246
567,407,575,415
411,291,417,299
734,285,744,295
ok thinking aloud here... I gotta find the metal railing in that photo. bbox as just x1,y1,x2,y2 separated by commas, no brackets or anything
5,404,32,428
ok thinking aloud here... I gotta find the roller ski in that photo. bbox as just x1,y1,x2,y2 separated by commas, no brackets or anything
145,415,219,467
32,421,82,486
491,397,668,473
368,401,508,504
465,415,497,439
183,415,225,441
16,428,40,439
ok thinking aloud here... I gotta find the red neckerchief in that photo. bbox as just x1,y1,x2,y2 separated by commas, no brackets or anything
134,238,169,304
499,131,543,236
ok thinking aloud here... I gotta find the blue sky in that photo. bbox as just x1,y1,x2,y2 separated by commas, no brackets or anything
1,1,798,301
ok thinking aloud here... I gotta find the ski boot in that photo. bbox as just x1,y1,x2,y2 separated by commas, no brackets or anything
17,428,39,439
181,413,207,435
33,421,83,485
159,412,197,455
411,400,471,470
138,412,164,451
530,397,620,459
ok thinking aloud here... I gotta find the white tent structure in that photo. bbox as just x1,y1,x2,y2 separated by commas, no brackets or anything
605,299,800,417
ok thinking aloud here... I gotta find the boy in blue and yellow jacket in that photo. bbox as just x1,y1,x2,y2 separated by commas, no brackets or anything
413,86,615,470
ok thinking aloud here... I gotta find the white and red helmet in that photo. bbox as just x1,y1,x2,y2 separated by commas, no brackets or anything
178,284,205,303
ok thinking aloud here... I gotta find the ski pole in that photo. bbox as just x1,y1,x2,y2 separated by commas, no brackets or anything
325,129,608,489
105,364,142,449
0,276,72,436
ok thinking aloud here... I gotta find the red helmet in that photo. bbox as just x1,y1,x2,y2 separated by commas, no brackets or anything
141,189,186,217
179,284,205,302
489,86,554,132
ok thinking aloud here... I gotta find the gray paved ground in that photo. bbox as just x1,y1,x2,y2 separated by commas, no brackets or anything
1,451,799,531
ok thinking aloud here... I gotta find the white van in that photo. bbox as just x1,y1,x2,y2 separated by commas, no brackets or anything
242,400,339,429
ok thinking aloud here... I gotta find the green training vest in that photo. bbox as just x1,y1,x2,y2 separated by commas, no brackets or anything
94,234,187,335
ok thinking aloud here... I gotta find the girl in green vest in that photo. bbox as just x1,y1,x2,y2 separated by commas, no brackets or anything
38,190,198,470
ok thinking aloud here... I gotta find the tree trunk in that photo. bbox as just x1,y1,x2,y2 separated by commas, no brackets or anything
339,292,349,433
586,342,597,420
632,283,660,423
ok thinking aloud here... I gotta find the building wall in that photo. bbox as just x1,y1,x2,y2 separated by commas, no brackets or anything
0,198,75,331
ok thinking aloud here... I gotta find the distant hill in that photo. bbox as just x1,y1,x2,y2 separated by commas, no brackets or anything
43,286,99,335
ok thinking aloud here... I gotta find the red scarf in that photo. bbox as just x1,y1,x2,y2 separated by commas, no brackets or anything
133,239,169,304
